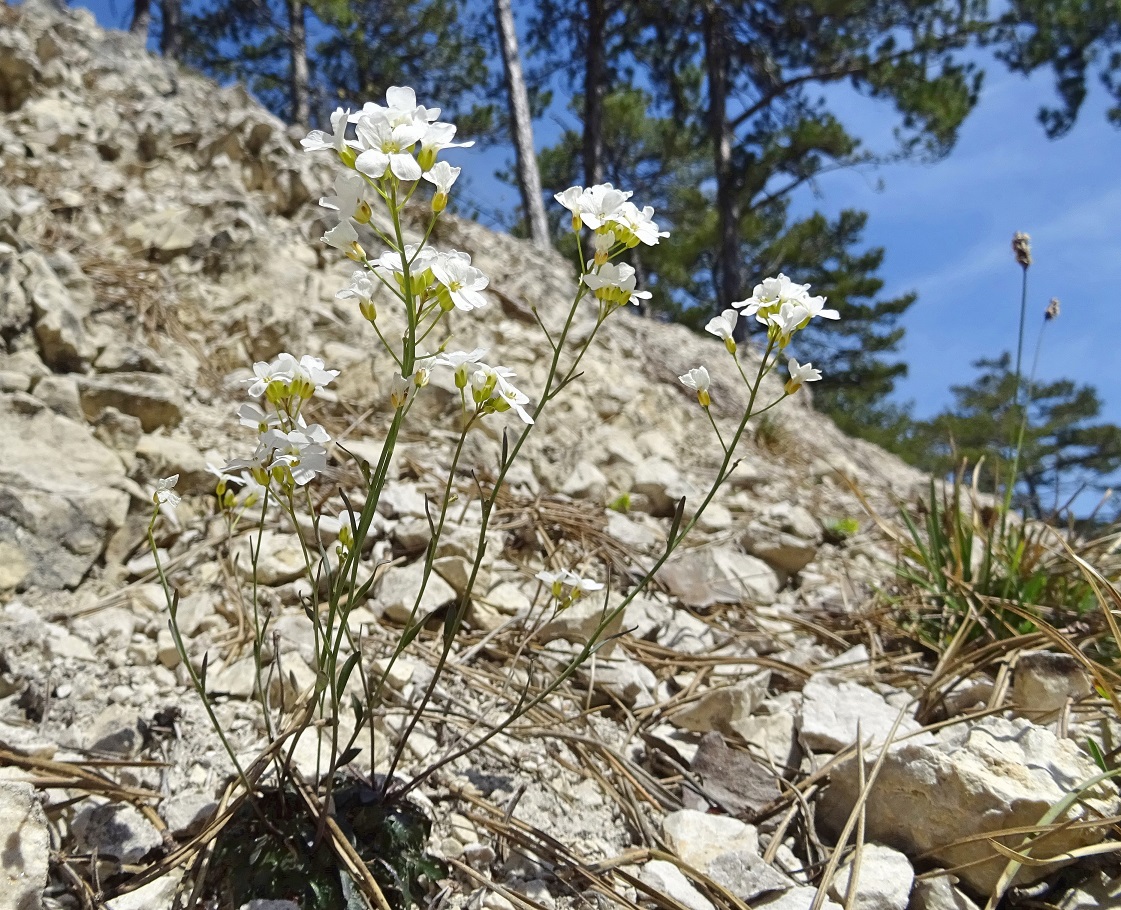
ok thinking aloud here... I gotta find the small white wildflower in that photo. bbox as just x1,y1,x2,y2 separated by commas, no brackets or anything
785,358,822,395
536,568,603,606
301,107,352,154
582,261,651,308
678,366,711,408
153,475,181,508
431,251,489,311
354,116,426,182
705,309,739,354
322,220,364,261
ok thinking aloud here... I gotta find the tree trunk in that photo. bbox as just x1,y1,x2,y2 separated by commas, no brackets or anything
159,0,181,59
286,0,310,127
583,0,607,187
130,0,151,37
493,0,551,249
704,2,742,315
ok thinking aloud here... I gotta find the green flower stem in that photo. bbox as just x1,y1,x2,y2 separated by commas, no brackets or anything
148,518,255,801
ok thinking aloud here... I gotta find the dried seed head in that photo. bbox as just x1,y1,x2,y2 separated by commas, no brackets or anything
1045,297,1060,321
1012,232,1032,268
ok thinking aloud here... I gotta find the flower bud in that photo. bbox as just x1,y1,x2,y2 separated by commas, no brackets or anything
417,146,436,172
697,389,711,408
432,191,448,214
339,147,358,169
571,212,582,233
724,337,737,355
354,200,373,225
359,298,377,322
1012,232,1032,268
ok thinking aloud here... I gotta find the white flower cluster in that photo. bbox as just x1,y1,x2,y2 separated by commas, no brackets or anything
677,274,838,405
731,273,839,347
221,352,339,490
536,568,604,608
553,182,668,312
399,348,534,425
302,86,471,258
555,183,669,248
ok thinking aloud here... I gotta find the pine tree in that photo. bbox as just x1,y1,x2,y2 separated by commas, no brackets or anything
913,353,1121,518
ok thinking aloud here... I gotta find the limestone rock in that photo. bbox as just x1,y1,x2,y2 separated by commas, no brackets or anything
741,502,822,574
828,844,914,910
78,372,185,431
0,393,129,589
640,859,714,910
657,545,780,608
799,675,929,753
1012,650,1093,721
375,560,456,624
908,876,980,910
671,673,770,737
72,802,163,863
820,716,1121,895
0,780,49,910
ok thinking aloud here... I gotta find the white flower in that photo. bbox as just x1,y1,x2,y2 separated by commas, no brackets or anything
354,116,426,181
322,220,363,260
796,294,840,323
436,348,488,388
764,301,809,348
576,183,632,230
319,171,369,222
420,121,474,157
612,201,669,246
431,251,489,311
245,358,295,399
336,271,376,305
238,401,280,434
373,244,438,286
390,373,412,409
261,425,331,486
582,261,651,307
301,107,352,153
705,308,739,354
733,273,811,317
536,568,603,603
153,474,181,508
468,362,534,424
785,358,822,394
353,87,440,129
423,160,461,195
678,366,711,407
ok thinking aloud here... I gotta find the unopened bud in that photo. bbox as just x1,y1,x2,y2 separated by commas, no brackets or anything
354,200,373,225
1045,297,1060,321
1012,232,1032,268
359,298,376,322
339,147,358,169
417,146,436,172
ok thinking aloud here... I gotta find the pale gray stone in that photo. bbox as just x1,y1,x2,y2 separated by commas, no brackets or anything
78,371,185,431
658,545,780,608
821,716,1121,895
0,781,49,910
828,844,914,910
375,560,456,624
907,875,980,910
72,802,163,863
800,675,928,753
1012,650,1093,721
640,859,715,910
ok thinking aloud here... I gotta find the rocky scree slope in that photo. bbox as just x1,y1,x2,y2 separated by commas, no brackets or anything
0,4,1118,910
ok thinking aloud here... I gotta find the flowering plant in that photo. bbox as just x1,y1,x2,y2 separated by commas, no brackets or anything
147,85,837,905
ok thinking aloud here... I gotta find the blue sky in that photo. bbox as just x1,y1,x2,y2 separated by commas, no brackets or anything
71,0,1121,431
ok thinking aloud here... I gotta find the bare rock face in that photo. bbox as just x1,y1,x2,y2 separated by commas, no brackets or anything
0,780,50,910
820,716,1121,896
0,393,129,589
